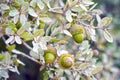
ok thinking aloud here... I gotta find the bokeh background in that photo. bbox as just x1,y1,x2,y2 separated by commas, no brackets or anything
0,0,120,80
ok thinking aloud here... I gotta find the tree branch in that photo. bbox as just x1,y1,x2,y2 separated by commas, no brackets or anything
2,36,42,65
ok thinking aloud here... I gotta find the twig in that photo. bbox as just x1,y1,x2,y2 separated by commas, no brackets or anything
2,36,42,65
22,40,33,50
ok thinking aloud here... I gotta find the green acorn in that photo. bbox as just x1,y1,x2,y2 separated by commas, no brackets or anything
44,46,57,64
58,54,74,69
70,24,85,43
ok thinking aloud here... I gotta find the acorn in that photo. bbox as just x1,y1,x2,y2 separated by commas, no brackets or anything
44,46,57,64
70,24,85,43
58,54,74,69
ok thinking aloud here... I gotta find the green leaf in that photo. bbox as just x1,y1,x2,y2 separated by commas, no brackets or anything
20,32,34,41
6,45,16,51
0,4,9,10
43,71,49,80
28,8,38,17
91,66,103,74
9,9,19,16
37,0,44,10
103,29,113,43
34,29,44,37
0,55,5,61
17,27,26,35
65,10,73,22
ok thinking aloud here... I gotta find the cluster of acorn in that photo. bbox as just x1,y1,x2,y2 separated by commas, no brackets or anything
44,24,85,69
44,46,74,69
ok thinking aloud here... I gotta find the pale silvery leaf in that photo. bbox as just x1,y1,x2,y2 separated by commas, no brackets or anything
103,29,113,43
92,66,103,74
14,14,19,24
37,0,44,10
28,8,38,17
15,36,22,44
20,14,27,26
96,14,101,23
9,66,20,74
9,9,19,17
98,17,112,28
39,17,52,23
32,41,39,53
80,4,88,11
5,36,14,44
63,30,72,37
5,28,14,35
17,59,25,66
0,70,9,78
0,4,10,10
36,18,40,25
83,0,94,6
90,35,96,41
89,3,97,10
59,50,69,56
30,50,40,59
43,0,51,8
21,2,29,13
30,0,36,8
66,10,73,22
39,41,47,50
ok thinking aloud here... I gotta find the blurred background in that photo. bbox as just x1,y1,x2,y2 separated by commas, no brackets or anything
0,0,120,80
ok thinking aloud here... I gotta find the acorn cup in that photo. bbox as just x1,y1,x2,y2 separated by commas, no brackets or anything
44,46,57,64
58,54,74,69
70,24,85,43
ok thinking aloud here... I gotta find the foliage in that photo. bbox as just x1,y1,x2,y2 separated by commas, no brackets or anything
0,0,113,80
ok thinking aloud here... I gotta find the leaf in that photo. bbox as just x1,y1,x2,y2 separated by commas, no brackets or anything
20,32,34,41
103,29,113,43
43,71,49,80
98,17,112,28
9,9,19,16
0,4,10,10
14,14,19,24
28,8,38,17
30,50,39,59
63,30,72,37
0,70,9,78
20,14,27,26
5,36,14,44
15,36,22,44
6,44,16,51
21,2,29,13
80,4,88,11
5,28,14,35
34,29,44,37
7,22,16,30
17,27,26,35
78,63,89,70
0,55,5,61
9,66,20,74
92,66,103,74
65,10,73,22
96,14,101,23
30,0,37,8
39,17,52,23
37,0,44,10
